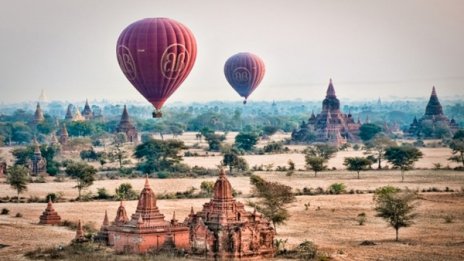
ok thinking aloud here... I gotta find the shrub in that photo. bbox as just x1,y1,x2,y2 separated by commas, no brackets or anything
45,192,64,203
1,208,9,215
357,212,367,225
295,240,318,260
15,212,23,218
96,188,111,200
328,183,346,194
157,171,170,179
443,214,454,223
115,183,138,200
200,181,214,196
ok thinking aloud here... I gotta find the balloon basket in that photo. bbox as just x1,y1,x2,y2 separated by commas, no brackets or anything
243,100,247,105
152,111,163,118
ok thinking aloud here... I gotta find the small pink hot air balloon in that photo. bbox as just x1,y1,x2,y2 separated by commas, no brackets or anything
224,52,265,104
117,18,197,117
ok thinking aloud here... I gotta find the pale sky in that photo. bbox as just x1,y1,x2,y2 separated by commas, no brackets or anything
0,0,463,105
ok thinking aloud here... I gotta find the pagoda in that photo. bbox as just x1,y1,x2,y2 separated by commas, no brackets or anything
28,138,46,176
81,99,94,120
73,107,85,122
39,198,61,225
65,104,74,121
292,79,360,145
105,177,190,253
408,86,458,137
33,103,45,124
0,161,6,178
74,219,87,242
59,123,69,145
186,169,275,259
116,105,138,143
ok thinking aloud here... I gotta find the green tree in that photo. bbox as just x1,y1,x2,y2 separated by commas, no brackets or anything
115,183,138,200
374,186,418,241
359,123,382,142
80,149,98,162
6,165,29,202
65,162,97,200
343,157,371,179
365,134,396,169
305,156,326,177
384,145,423,182
235,132,259,151
204,132,226,151
134,139,185,173
304,144,338,160
200,181,214,196
248,175,296,233
449,129,464,167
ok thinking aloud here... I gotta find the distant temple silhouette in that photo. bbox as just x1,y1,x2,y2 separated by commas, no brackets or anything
116,105,138,143
28,138,46,176
33,103,45,124
409,86,458,138
292,79,361,145
81,99,94,120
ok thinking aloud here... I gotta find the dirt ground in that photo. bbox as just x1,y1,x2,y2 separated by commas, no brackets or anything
0,171,463,260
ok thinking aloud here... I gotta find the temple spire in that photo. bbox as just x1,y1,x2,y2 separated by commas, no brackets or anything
103,210,109,226
431,86,437,97
326,78,336,97
425,86,444,116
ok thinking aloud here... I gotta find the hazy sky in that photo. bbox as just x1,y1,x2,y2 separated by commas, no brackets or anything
0,0,463,105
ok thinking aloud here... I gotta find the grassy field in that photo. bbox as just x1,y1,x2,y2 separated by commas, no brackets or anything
0,170,463,260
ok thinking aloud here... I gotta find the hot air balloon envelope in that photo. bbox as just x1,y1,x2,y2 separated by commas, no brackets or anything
117,18,197,117
224,52,265,104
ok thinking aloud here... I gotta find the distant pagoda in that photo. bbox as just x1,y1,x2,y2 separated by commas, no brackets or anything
28,138,46,176
33,103,45,124
39,198,61,225
65,104,74,121
59,123,69,145
292,79,360,145
409,86,458,138
116,105,138,143
81,99,94,120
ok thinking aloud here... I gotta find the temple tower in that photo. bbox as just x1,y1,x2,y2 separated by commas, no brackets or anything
65,104,74,121
34,103,45,124
59,124,69,145
28,138,46,176
116,105,138,143
81,99,94,120
39,198,61,225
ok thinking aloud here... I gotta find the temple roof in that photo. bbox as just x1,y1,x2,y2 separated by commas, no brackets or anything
326,78,336,98
322,79,340,112
65,104,74,120
34,103,45,123
133,176,165,223
82,99,93,118
425,86,444,116
213,169,233,201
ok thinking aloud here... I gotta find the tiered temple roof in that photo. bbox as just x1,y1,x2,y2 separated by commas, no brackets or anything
187,169,275,259
39,198,61,225
34,103,45,124
28,138,46,176
81,99,93,120
116,105,138,143
59,123,69,145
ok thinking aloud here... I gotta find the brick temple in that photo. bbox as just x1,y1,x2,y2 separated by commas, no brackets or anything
33,103,45,124
98,172,275,258
104,177,190,253
28,138,46,176
293,79,360,145
409,86,458,137
186,169,275,259
39,198,61,225
81,99,94,120
116,105,138,143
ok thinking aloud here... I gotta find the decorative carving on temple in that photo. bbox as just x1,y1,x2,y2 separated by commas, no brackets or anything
39,198,61,225
28,138,46,176
187,169,275,259
292,79,360,145
33,103,45,124
104,176,190,253
116,105,138,143
408,86,458,138
81,99,94,120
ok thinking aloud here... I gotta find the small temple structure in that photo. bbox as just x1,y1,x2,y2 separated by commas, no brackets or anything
0,161,6,178
116,105,138,143
409,86,459,137
74,220,86,242
292,79,360,145
39,198,61,225
73,107,85,122
65,104,74,121
186,169,275,259
28,138,46,176
59,123,69,145
81,99,94,120
104,177,190,253
33,103,45,124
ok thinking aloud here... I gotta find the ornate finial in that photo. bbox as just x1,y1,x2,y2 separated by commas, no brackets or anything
219,168,226,177
103,210,109,226
120,200,124,207
431,86,437,96
190,206,194,215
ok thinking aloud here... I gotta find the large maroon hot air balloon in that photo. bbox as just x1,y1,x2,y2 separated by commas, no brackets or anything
224,52,265,104
117,18,197,117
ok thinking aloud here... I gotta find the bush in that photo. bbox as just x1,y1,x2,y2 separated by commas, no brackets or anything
115,183,138,200
45,192,64,203
157,171,170,179
443,214,454,223
295,240,318,260
15,212,23,218
1,208,9,215
328,183,346,194
357,212,367,225
96,188,112,200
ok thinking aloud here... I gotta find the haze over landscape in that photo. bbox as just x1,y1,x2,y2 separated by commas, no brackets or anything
1,0,463,104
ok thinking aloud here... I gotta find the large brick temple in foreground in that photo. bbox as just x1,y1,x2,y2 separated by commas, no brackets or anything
98,170,275,258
